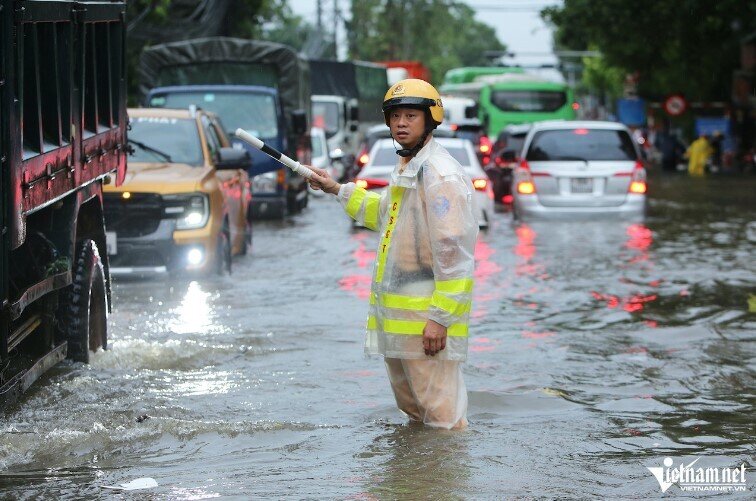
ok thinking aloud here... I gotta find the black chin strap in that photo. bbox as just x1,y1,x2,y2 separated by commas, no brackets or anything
393,125,433,158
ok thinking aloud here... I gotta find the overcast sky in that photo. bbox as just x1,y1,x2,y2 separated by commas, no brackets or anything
286,0,563,69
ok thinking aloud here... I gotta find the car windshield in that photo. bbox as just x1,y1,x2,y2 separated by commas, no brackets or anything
526,129,638,161
490,90,567,112
371,146,398,166
312,133,325,158
442,145,472,166
455,130,480,144
497,133,526,154
150,91,279,139
367,129,391,151
128,117,203,165
312,101,340,138
372,143,472,167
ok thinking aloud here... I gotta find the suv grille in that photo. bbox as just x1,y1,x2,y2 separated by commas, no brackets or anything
104,193,163,237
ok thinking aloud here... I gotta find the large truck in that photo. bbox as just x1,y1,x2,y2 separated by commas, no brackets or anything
1,0,127,407
139,38,311,219
309,59,387,180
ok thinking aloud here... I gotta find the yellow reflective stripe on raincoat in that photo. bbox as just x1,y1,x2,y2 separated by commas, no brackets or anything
375,186,405,283
345,187,367,219
366,316,468,337
381,318,468,337
367,315,377,329
364,195,380,230
435,278,474,294
381,293,431,311
430,292,471,317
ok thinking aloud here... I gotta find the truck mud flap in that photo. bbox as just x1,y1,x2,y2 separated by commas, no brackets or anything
0,343,67,411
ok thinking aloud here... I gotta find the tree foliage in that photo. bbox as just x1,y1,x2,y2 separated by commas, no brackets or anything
347,0,506,84
542,0,756,101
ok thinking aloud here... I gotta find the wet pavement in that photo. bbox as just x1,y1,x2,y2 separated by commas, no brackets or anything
1,173,754,499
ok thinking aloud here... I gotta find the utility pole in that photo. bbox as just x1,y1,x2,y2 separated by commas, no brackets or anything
316,0,322,31
333,0,339,60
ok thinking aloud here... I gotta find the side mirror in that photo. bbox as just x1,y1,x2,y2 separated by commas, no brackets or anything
291,109,307,135
349,123,358,132
500,150,517,163
349,106,360,121
216,147,251,170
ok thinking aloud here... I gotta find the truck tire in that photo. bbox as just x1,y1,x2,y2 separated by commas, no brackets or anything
58,239,108,363
215,221,232,275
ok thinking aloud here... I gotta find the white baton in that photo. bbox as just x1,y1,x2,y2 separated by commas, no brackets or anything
234,129,314,179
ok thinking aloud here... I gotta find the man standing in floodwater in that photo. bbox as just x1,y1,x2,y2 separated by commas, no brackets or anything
307,79,478,429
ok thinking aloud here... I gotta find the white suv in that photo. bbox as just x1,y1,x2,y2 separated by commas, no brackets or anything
512,121,646,220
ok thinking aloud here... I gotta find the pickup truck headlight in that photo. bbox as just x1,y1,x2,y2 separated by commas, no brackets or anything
252,171,278,194
163,193,210,230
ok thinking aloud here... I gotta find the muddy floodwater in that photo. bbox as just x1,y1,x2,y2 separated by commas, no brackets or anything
1,174,754,499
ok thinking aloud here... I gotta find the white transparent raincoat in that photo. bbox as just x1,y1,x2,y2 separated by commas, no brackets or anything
338,138,478,362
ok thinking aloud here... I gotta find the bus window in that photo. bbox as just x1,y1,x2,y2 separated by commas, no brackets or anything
490,90,567,113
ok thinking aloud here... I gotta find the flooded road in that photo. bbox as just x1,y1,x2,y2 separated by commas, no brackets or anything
2,174,754,498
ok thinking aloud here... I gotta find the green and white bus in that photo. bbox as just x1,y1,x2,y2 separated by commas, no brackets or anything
441,71,577,138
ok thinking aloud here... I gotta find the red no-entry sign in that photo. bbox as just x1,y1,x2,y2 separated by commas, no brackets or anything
663,94,688,116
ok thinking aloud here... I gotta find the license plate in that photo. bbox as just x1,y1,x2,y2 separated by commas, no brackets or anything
571,177,593,193
105,231,117,255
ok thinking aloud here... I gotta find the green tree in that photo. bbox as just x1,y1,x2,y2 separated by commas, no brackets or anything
347,0,506,84
542,0,756,101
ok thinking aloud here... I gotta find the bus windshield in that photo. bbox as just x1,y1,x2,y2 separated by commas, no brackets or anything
490,90,567,112
312,101,341,138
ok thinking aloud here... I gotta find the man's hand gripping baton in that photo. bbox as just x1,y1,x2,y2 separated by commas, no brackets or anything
234,129,314,179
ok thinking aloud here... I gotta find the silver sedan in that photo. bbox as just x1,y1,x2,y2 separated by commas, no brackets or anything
357,137,494,228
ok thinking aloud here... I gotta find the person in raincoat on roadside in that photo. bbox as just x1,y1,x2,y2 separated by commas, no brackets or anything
307,79,478,429
685,133,714,177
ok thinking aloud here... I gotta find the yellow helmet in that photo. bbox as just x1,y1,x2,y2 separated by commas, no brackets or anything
382,79,444,127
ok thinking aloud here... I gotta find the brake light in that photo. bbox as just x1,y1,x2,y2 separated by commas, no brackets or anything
629,161,647,194
574,128,589,135
472,178,488,191
355,178,389,190
517,181,536,195
479,135,492,154
277,168,286,186
519,159,530,170
572,102,580,111
357,150,369,167
450,124,458,131
502,194,513,204
516,168,536,194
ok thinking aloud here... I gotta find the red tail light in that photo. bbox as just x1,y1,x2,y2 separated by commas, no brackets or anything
479,135,492,154
355,178,389,190
519,159,530,170
502,194,514,204
629,161,647,194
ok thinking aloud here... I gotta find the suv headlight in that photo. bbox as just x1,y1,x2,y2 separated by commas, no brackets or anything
252,171,278,194
163,193,210,230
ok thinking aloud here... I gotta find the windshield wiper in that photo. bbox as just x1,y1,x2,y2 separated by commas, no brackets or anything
128,138,173,163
